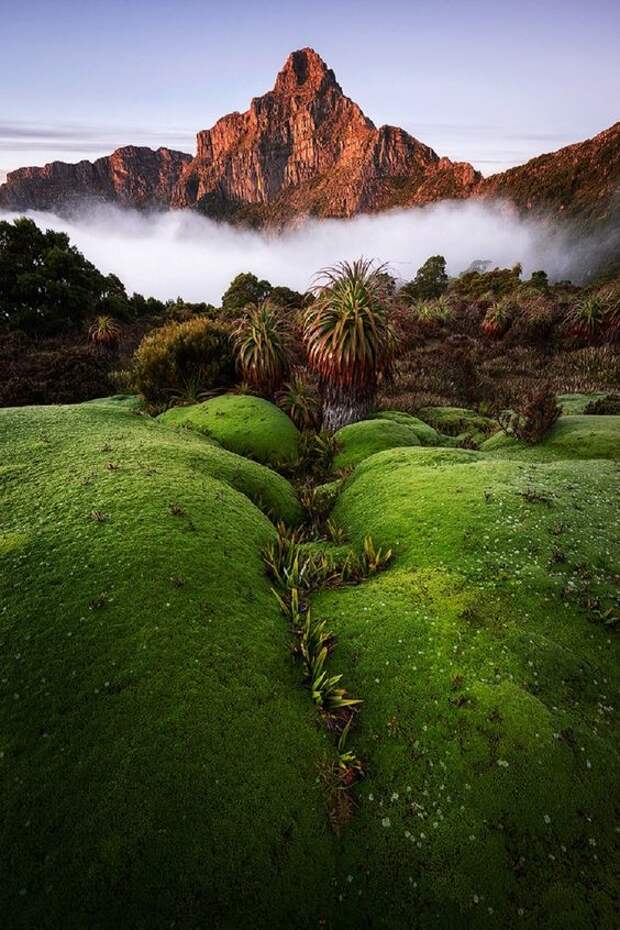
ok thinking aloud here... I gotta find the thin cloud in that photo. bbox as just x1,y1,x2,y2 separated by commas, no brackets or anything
0,120,194,154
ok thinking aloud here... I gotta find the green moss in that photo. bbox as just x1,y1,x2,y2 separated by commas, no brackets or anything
312,444,619,928
333,418,421,469
159,394,300,467
417,405,496,437
3,397,619,928
556,392,609,415
0,400,333,929
373,410,443,445
481,415,620,461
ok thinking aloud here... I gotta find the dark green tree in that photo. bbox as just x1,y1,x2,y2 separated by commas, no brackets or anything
0,217,131,332
529,270,549,291
221,272,272,313
269,285,308,309
400,255,449,302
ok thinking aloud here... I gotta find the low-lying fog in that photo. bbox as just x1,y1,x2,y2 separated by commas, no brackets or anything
0,200,591,302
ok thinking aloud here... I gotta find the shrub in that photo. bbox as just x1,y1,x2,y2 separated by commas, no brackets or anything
131,317,234,409
584,393,620,415
450,264,522,302
505,383,561,444
410,296,453,328
0,333,112,406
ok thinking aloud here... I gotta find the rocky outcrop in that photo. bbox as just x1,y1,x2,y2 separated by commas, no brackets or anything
0,48,617,232
170,49,481,219
479,122,620,227
0,146,192,212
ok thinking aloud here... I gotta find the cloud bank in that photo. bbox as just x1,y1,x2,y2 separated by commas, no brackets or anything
0,200,591,303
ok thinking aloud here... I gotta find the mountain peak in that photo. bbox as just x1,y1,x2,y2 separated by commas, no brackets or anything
273,47,339,96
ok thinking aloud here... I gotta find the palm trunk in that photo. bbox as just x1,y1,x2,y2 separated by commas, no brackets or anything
321,382,374,432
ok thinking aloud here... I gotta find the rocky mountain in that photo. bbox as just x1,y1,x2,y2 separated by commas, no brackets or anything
0,48,617,232
0,49,480,220
0,146,191,213
170,48,480,221
478,121,620,229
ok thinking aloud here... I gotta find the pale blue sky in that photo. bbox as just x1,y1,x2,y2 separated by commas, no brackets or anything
1,0,618,179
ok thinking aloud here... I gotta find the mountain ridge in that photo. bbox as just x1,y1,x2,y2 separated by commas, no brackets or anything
0,48,618,232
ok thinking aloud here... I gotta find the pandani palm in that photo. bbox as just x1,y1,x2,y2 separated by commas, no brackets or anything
232,300,293,396
303,259,395,431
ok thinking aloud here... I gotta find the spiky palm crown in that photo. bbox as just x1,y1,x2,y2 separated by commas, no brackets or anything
481,296,516,336
276,370,321,431
303,259,394,395
565,294,608,338
88,314,120,344
232,300,292,395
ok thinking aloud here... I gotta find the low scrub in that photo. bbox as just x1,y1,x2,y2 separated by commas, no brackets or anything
131,317,235,410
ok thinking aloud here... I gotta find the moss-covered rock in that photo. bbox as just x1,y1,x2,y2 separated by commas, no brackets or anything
159,393,300,466
481,414,620,460
417,405,496,437
373,409,443,445
333,418,421,469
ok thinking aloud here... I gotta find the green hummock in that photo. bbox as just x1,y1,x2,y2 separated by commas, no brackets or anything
333,418,421,469
1,396,619,929
481,414,620,460
373,409,443,445
314,441,619,928
556,392,609,415
0,399,333,929
159,393,300,466
416,405,496,436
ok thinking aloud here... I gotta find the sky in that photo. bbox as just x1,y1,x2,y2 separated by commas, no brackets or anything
1,0,619,181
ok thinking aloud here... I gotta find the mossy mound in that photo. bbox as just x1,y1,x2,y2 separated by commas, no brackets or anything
314,444,619,928
333,418,421,470
0,400,336,930
373,410,443,445
556,392,609,415
481,415,620,461
159,393,300,466
417,405,496,437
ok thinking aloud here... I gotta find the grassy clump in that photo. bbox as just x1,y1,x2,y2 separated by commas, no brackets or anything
0,399,336,929
482,414,620,461
312,443,619,928
159,393,300,467
333,418,421,470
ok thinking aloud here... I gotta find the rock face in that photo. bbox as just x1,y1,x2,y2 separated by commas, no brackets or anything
0,146,192,212
0,48,617,231
0,49,480,220
479,121,620,228
170,49,480,221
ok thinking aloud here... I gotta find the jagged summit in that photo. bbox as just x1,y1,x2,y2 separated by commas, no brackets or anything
0,49,617,230
272,47,340,97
